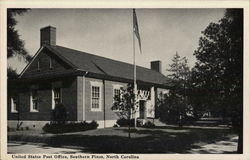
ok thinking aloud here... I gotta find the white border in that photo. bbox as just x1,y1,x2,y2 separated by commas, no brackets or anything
0,1,249,160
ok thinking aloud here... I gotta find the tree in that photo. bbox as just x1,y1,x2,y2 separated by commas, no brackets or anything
7,67,19,80
192,9,243,153
159,52,192,126
7,9,32,62
111,84,137,138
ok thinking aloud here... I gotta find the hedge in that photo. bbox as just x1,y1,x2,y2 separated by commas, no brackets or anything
42,121,98,133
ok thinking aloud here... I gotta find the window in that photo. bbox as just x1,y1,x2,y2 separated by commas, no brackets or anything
113,84,123,101
90,81,102,111
114,89,120,98
112,84,123,112
52,88,61,109
11,96,18,113
30,90,39,112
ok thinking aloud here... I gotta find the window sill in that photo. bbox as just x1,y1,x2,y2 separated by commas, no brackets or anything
30,110,39,112
11,110,18,113
91,109,102,112
112,110,122,112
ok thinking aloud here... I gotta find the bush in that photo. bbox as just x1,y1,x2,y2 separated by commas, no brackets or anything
116,118,145,127
42,120,99,133
51,103,67,124
142,121,155,128
7,126,16,132
116,118,135,127
182,116,196,125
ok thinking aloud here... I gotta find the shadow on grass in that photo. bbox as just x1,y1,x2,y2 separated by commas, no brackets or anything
8,127,236,153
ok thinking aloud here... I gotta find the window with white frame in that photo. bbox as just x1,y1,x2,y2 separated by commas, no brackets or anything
113,84,123,101
30,90,39,112
112,84,123,112
90,81,102,111
52,88,61,109
11,96,18,113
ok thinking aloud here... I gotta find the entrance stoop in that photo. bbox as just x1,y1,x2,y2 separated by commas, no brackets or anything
153,119,167,126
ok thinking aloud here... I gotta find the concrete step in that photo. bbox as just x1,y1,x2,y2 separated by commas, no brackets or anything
153,119,167,126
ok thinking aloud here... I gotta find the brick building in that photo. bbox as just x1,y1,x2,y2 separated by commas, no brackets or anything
7,26,169,129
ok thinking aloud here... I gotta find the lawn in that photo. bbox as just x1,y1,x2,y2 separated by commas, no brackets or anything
8,126,238,153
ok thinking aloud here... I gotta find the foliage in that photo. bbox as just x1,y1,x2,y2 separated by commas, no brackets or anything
7,67,19,79
116,118,135,127
157,92,194,124
192,9,243,122
141,121,155,128
159,53,192,125
7,9,32,62
191,9,243,153
51,103,67,124
111,84,137,119
167,53,190,83
42,120,98,133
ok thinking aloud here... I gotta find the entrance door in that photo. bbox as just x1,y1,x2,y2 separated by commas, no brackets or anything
139,100,146,118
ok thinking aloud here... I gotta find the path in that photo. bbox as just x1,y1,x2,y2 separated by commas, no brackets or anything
8,142,83,154
187,135,238,153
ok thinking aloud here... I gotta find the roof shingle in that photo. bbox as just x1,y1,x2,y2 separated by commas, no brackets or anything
46,45,169,86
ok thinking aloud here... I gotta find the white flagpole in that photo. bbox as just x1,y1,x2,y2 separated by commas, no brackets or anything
133,9,137,128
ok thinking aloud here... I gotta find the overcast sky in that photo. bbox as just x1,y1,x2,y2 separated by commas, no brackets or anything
8,8,226,75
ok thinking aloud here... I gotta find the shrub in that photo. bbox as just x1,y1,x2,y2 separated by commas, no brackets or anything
42,120,99,133
116,118,136,127
88,120,99,129
116,118,144,127
117,118,129,127
51,103,67,124
7,126,15,132
142,121,155,128
182,116,196,125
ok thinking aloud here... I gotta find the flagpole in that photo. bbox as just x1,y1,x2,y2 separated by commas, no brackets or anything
133,9,137,128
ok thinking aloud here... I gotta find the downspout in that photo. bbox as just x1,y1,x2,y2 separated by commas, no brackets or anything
103,79,106,128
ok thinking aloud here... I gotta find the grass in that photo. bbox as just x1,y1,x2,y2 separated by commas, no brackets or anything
8,126,238,153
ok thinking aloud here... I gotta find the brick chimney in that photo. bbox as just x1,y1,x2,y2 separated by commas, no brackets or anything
40,26,56,46
150,60,162,73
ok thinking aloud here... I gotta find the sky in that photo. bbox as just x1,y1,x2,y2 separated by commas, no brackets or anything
8,8,226,75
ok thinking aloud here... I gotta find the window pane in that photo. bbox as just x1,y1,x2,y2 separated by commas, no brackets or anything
12,97,18,112
91,86,100,109
32,91,39,111
53,88,61,105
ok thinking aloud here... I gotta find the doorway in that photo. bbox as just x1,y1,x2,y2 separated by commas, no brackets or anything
139,100,146,118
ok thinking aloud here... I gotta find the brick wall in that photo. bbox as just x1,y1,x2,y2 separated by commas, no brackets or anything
7,77,78,122
104,80,126,120
62,78,78,121
22,49,72,78
77,76,84,121
84,77,126,122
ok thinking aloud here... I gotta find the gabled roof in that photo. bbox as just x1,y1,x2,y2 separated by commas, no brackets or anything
21,45,170,86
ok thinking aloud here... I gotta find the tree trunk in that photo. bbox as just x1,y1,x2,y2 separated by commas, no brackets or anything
237,128,243,153
128,109,131,138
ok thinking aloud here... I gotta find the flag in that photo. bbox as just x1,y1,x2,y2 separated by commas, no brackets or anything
133,9,142,54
